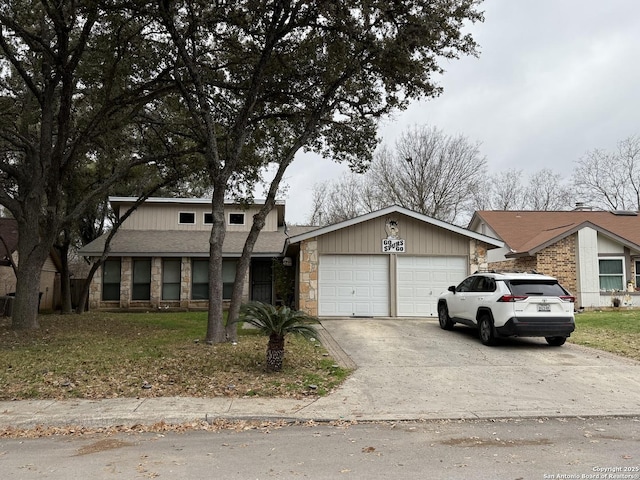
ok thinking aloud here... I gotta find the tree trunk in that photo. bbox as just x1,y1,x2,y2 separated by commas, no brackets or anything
206,188,228,344
266,333,285,372
226,154,298,339
56,237,73,314
11,222,51,329
225,212,267,342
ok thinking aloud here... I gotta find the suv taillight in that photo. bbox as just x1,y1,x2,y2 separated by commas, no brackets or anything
497,295,528,302
560,296,575,303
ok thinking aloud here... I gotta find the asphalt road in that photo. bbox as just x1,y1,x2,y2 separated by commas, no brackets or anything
1,417,638,479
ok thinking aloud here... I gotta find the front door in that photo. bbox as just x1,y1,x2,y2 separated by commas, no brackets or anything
251,260,273,304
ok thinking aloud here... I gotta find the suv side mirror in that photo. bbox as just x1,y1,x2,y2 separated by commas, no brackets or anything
448,285,456,294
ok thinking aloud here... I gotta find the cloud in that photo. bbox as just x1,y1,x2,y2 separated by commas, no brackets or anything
282,0,640,223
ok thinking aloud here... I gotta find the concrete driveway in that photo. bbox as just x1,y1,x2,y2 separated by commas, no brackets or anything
302,318,640,420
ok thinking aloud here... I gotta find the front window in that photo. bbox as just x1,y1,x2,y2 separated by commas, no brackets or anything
179,212,195,224
229,213,245,225
599,258,624,291
102,258,121,301
162,258,181,300
191,259,237,300
222,260,237,298
132,258,151,300
192,259,209,299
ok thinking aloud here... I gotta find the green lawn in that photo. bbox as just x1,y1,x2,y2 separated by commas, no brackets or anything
0,312,350,401
570,310,640,361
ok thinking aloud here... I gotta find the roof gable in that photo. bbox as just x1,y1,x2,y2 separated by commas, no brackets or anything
472,210,640,255
288,205,503,247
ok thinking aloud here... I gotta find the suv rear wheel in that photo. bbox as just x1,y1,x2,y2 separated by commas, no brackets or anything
438,303,454,330
545,336,566,346
478,314,496,346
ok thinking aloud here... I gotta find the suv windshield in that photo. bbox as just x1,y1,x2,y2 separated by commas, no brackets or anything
507,280,567,296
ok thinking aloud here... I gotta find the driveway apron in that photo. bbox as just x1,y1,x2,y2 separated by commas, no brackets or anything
301,318,640,420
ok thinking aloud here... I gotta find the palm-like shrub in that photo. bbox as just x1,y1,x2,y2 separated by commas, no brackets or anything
239,302,319,372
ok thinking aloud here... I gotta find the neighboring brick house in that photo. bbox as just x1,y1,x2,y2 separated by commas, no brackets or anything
468,210,640,309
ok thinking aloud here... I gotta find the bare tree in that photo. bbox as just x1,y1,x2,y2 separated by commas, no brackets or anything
524,169,575,210
472,169,574,212
484,171,525,210
309,175,374,226
309,125,487,225
574,135,640,210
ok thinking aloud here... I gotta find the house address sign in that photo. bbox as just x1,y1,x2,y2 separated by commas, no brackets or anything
382,217,405,253
382,238,405,253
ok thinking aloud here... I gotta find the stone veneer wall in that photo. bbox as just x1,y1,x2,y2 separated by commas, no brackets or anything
180,257,192,308
150,257,161,308
470,240,489,273
298,239,318,317
120,257,131,308
88,264,102,310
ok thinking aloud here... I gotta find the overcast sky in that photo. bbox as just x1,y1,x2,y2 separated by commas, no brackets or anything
278,0,640,224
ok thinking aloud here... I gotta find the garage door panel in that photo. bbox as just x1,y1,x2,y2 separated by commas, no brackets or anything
319,255,389,317
397,256,467,317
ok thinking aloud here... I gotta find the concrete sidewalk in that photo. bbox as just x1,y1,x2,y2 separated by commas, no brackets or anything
2,319,640,429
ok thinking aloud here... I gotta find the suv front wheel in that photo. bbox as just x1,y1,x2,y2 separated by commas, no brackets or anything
545,336,567,346
438,303,454,330
478,314,496,346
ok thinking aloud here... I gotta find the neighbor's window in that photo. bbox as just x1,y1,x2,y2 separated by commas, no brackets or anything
162,258,181,300
635,260,640,288
599,258,624,291
102,258,121,301
203,213,213,224
191,259,237,300
132,258,151,300
229,213,245,225
179,211,196,224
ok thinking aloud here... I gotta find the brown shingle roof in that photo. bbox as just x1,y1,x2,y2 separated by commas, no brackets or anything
79,225,317,257
473,210,640,256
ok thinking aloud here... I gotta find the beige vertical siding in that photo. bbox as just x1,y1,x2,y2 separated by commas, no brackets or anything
318,214,469,255
119,203,279,232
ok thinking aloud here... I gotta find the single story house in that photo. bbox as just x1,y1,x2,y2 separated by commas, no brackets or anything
80,197,503,317
469,209,640,309
0,218,62,313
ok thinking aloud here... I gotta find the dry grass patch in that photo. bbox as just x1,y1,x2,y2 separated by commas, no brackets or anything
0,312,350,400
569,310,640,361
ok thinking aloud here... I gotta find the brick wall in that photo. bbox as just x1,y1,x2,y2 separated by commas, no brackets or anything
536,235,577,295
488,235,578,296
488,257,537,273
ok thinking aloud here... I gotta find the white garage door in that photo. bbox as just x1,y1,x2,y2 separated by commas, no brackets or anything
319,255,389,316
397,256,467,317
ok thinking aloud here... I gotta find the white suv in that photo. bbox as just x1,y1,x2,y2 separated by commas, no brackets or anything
437,272,575,346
